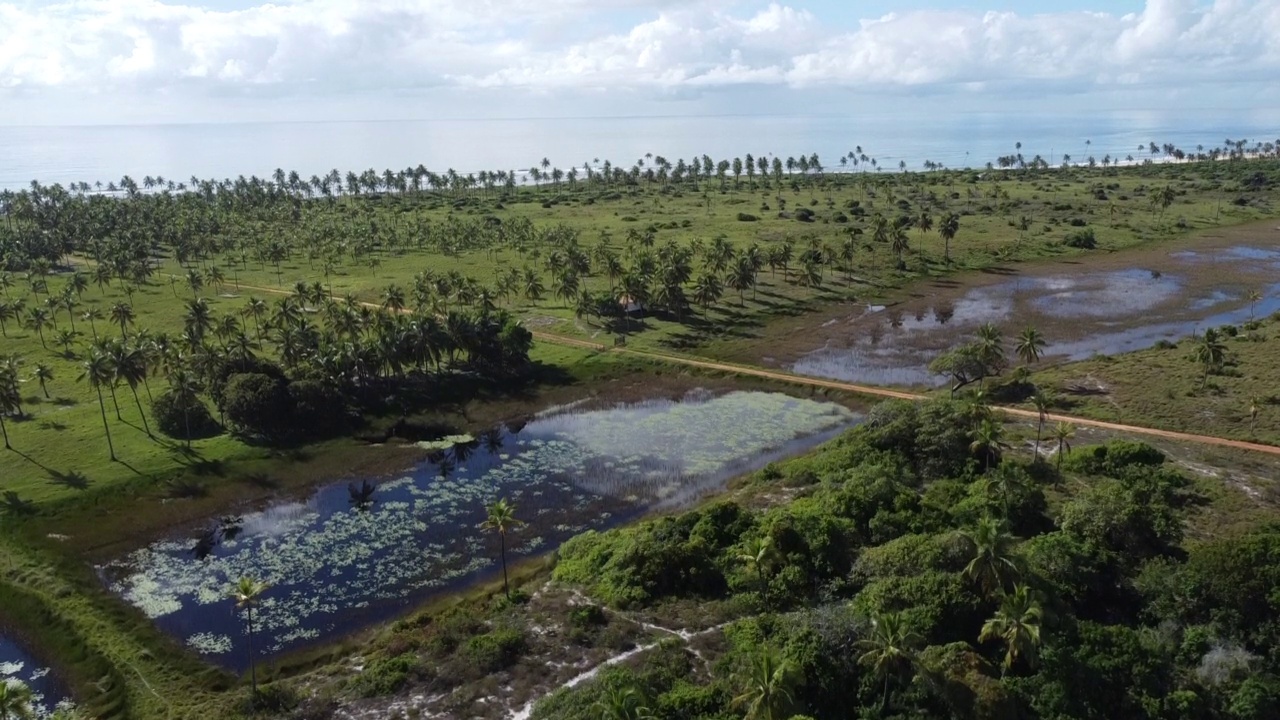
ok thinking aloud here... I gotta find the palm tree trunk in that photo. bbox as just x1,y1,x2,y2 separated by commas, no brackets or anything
96,386,115,461
131,387,152,437
500,532,510,597
1,414,9,449
247,606,258,699
109,384,122,420
1034,417,1044,460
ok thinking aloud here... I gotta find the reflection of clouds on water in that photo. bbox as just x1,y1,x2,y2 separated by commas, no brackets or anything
101,391,857,670
792,262,1280,387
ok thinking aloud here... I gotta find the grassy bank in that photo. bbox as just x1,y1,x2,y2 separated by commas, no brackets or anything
1025,312,1280,447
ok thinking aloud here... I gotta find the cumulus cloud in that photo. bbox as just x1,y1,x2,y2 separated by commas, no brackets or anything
0,0,1277,97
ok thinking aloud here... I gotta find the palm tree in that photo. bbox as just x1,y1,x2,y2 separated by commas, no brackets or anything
1015,327,1046,365
737,536,777,606
979,584,1043,672
32,363,53,399
733,645,797,720
1249,395,1261,434
78,349,117,461
230,576,271,699
54,328,78,357
857,611,921,712
0,373,19,450
692,272,723,317
482,498,524,597
0,301,12,337
1052,421,1075,471
939,213,960,263
82,307,104,340
1246,289,1262,321
592,685,656,720
0,680,36,720
114,345,152,437
970,417,1007,471
25,307,49,348
1031,390,1053,460
1193,328,1226,389
110,302,134,339
959,516,1020,596
381,284,406,314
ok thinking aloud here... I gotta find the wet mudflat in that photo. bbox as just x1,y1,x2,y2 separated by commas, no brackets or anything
775,223,1280,387
99,390,858,670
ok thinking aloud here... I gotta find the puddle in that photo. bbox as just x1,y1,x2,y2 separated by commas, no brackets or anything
790,245,1280,387
99,390,858,669
0,634,71,718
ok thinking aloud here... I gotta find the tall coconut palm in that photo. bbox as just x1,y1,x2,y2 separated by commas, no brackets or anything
733,645,797,720
482,498,524,598
939,213,960,263
82,307,104,340
1015,327,1046,366
110,302,134,339
0,680,36,720
31,363,53,399
25,307,49,348
1193,329,1226,389
1249,396,1261,434
113,345,152,437
0,301,12,337
78,349,117,461
1031,390,1053,460
979,584,1043,672
959,516,1020,597
0,371,19,450
1246,289,1262,321
1052,422,1075,471
230,576,271,699
857,611,921,712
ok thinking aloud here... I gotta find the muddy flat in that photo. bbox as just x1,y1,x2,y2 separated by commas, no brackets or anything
730,221,1280,387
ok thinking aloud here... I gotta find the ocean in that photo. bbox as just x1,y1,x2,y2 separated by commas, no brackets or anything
1,108,1278,191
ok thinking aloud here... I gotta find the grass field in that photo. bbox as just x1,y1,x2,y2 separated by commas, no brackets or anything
1025,311,1280,446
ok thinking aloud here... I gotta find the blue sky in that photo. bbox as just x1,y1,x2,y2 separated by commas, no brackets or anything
1,0,1276,125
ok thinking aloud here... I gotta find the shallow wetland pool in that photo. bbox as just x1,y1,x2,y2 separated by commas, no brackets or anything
775,224,1280,386
0,634,70,717
99,389,859,670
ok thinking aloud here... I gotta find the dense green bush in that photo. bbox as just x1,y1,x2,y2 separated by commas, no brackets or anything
463,627,527,672
222,372,292,439
347,652,423,698
151,389,220,440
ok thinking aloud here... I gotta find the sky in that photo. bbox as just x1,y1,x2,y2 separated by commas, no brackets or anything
0,0,1277,126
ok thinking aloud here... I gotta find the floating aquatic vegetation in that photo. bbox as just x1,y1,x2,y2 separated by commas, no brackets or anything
186,633,233,655
1,635,70,719
414,433,476,451
101,390,858,670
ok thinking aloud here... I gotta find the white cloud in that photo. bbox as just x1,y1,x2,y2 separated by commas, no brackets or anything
0,0,1277,101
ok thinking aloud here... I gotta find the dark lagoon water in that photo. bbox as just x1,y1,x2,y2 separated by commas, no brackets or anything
792,245,1280,387
0,634,71,718
100,390,858,670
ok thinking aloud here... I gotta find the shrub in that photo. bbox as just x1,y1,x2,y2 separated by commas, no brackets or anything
289,380,349,438
464,627,527,672
795,208,815,222
736,212,759,222
222,372,293,439
1064,228,1098,249
348,652,423,698
152,390,220,440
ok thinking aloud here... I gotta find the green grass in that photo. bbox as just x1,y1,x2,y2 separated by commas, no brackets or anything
1024,313,1280,446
